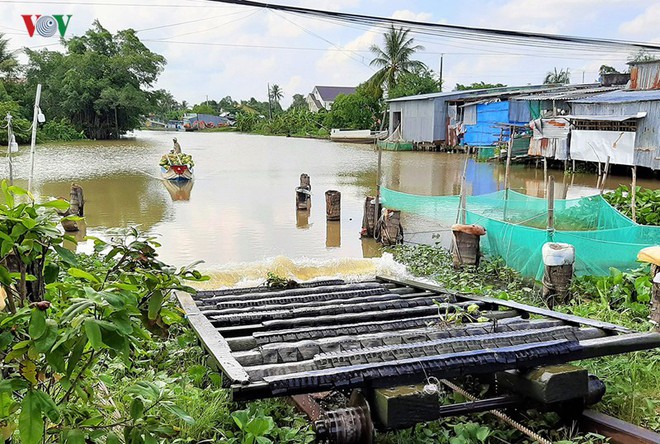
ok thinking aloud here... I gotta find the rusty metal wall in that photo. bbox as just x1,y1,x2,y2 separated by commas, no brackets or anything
571,100,660,170
629,62,660,91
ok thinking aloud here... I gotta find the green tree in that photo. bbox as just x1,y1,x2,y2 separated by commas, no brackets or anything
455,81,506,91
191,103,215,115
544,67,570,85
368,26,426,94
388,66,440,99
599,65,620,76
218,96,238,114
24,21,165,139
324,83,381,130
150,89,178,120
288,93,308,111
0,33,18,79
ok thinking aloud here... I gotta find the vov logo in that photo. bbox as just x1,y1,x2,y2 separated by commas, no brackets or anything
22,15,73,37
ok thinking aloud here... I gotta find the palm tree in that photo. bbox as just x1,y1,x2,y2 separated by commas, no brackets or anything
368,26,426,93
269,84,283,105
544,68,570,85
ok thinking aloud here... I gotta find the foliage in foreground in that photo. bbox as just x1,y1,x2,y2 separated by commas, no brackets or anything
603,185,660,226
389,244,659,432
0,181,313,443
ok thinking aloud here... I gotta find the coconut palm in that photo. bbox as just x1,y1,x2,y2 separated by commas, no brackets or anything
544,68,571,85
368,26,427,93
269,84,283,105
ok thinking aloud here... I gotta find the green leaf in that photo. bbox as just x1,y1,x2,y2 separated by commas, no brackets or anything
33,389,60,423
19,391,43,444
162,403,194,424
68,267,100,284
0,265,12,286
106,432,121,444
0,378,30,392
40,199,70,211
84,319,103,351
144,433,158,444
129,398,144,420
67,338,86,378
476,426,490,442
28,309,47,340
43,263,60,284
34,320,58,353
53,245,79,267
245,416,274,437
65,429,85,444
0,331,13,349
21,218,37,230
148,291,163,320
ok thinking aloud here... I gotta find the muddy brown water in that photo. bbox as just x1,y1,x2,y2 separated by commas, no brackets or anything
6,130,657,286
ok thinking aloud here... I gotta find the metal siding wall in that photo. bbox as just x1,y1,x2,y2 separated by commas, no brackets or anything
400,100,435,141
571,100,660,169
463,101,510,146
434,98,447,141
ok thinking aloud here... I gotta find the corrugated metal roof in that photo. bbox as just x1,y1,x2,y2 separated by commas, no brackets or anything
314,86,356,101
511,86,621,101
571,89,660,103
386,84,570,103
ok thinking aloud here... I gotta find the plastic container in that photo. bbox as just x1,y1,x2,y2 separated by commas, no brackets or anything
542,242,575,266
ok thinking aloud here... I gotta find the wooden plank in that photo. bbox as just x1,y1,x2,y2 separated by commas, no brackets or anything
580,409,660,444
175,291,250,384
376,276,631,334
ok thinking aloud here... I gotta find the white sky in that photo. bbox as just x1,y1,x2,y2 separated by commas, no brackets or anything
3,0,660,107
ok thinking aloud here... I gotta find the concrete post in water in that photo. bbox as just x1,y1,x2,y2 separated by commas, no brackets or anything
296,173,311,210
325,190,341,221
450,224,486,268
361,196,380,238
374,208,403,246
542,242,575,308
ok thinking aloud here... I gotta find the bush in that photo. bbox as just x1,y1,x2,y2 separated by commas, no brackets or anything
40,118,86,141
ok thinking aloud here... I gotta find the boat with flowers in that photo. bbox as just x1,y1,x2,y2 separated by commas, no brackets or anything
159,153,194,181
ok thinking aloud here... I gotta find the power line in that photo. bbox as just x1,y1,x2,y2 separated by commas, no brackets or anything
204,0,660,53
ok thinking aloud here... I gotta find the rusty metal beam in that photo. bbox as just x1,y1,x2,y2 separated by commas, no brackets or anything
580,409,660,444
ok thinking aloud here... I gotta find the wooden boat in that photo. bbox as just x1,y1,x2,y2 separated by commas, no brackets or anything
162,177,194,200
161,164,193,181
330,128,387,144
160,152,194,181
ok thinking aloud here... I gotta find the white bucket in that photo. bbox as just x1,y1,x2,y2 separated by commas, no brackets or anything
542,242,575,266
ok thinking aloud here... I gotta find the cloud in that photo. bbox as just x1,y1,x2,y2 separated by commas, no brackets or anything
618,3,660,42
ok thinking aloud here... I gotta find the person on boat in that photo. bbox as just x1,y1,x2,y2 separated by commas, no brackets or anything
172,137,182,154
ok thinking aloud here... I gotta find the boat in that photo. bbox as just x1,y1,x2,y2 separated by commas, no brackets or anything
159,152,194,181
162,178,194,200
329,128,387,144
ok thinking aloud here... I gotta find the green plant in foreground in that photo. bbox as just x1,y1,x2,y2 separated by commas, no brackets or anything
603,185,660,226
0,181,209,443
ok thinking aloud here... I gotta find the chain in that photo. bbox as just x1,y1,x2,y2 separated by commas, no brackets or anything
439,378,553,444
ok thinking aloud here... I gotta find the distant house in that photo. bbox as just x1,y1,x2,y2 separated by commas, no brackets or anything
307,86,356,112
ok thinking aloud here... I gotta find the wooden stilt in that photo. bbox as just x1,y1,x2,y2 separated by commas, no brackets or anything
543,157,548,197
361,196,380,237
374,139,382,232
599,156,610,195
547,176,555,237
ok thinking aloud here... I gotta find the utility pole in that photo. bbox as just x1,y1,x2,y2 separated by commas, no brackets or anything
28,83,42,194
267,83,272,119
6,113,14,186
439,54,444,91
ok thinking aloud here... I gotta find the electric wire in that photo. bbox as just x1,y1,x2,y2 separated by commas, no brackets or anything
204,0,660,54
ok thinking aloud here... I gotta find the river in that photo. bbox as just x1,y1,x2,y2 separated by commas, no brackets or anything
6,130,657,286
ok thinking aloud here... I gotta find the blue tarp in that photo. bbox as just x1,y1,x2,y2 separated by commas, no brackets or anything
463,102,528,147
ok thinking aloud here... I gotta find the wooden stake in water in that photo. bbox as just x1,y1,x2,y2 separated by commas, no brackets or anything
547,176,555,240
6,113,13,186
543,157,548,198
504,125,513,195
456,155,469,224
374,138,382,233
631,166,637,222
